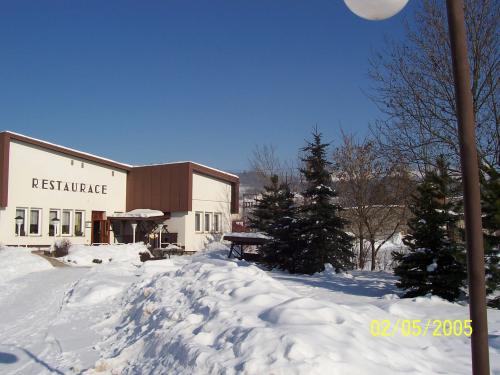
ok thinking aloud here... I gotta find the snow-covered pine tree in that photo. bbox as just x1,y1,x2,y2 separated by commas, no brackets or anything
297,129,354,274
248,175,302,270
393,159,466,301
481,164,500,307
267,181,303,273
248,174,282,234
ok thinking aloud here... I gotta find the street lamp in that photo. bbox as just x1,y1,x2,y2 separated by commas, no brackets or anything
343,0,408,21
344,1,490,374
131,222,138,244
15,216,23,247
51,217,60,237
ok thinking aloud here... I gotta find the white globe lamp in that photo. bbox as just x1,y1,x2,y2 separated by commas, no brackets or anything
344,0,409,21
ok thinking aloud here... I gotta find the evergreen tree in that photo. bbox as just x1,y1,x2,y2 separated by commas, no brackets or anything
393,160,466,301
297,129,354,274
248,175,282,234
267,182,303,273
248,175,302,271
481,164,500,307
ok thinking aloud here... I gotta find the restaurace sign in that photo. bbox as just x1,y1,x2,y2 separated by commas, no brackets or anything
32,178,108,194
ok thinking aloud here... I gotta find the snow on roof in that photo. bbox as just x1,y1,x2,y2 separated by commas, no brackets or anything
4,130,239,178
5,131,133,169
109,209,165,218
4,131,238,178
134,161,239,179
223,232,271,240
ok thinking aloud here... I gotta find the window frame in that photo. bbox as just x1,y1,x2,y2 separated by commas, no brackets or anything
213,212,222,233
74,210,85,237
15,207,28,236
195,211,203,233
61,209,72,236
29,208,42,236
204,212,213,233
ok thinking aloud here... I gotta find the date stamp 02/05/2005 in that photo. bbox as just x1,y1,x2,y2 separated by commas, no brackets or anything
370,319,473,337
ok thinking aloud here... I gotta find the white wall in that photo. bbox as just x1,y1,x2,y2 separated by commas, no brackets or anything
182,172,232,251
0,140,127,246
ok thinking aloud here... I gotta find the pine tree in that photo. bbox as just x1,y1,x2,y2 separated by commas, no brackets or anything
248,175,282,234
248,175,302,271
267,182,303,272
297,129,354,274
393,160,466,301
481,164,500,307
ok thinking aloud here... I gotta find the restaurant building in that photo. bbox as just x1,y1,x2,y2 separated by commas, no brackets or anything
0,131,239,251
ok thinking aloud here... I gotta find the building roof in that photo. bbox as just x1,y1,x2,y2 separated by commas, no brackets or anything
0,131,238,182
1,131,132,171
0,131,239,212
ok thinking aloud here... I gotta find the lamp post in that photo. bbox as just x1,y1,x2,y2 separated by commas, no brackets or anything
344,1,490,374
131,222,137,244
158,224,164,248
51,217,60,237
15,216,23,247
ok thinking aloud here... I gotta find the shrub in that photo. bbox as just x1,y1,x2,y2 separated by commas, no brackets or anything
53,239,71,257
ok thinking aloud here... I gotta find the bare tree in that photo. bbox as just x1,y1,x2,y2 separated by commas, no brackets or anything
333,133,413,270
370,0,499,174
248,144,302,192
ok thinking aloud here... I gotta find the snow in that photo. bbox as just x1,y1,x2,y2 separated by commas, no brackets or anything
222,232,271,240
133,161,239,179
0,243,499,374
61,242,148,266
0,246,53,284
5,130,132,169
110,209,165,218
5,132,239,181
427,260,438,272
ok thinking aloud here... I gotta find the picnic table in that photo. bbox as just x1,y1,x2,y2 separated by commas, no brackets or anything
222,232,270,259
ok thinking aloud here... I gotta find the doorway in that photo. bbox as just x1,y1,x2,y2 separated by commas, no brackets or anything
91,211,109,244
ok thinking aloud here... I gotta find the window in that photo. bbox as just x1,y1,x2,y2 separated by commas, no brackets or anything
214,213,222,233
15,208,27,236
204,212,212,232
74,211,84,236
62,210,71,235
29,209,42,235
49,210,60,237
195,212,202,232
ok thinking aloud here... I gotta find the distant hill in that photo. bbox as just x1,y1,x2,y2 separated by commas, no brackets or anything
232,171,267,194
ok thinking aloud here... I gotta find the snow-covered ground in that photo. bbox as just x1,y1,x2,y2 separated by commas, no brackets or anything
0,243,499,374
0,246,53,284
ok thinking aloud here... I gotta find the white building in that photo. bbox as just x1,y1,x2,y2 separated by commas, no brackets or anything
0,131,239,251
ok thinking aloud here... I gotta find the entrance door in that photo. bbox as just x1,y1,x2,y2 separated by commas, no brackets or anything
91,211,109,244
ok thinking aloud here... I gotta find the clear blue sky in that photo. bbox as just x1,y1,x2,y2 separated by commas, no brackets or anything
0,0,418,172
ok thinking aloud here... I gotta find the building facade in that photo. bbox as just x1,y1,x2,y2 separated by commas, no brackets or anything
0,131,239,251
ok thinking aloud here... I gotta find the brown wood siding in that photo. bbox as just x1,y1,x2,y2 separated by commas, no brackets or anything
231,180,239,214
126,163,191,212
0,133,10,207
126,162,239,214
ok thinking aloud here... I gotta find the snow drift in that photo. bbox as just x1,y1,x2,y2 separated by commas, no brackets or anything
0,246,53,284
87,249,498,375
62,243,148,266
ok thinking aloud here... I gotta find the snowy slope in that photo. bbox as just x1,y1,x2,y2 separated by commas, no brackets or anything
0,246,53,284
0,243,499,375
61,242,147,266
87,249,500,375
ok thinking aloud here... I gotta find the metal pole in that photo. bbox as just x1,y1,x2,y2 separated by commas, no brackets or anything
131,222,137,244
17,223,21,247
446,1,490,374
